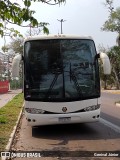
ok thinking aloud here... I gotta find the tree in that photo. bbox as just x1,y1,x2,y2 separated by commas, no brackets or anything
1,45,9,53
107,46,120,89
101,0,120,45
0,0,66,37
100,0,120,89
8,38,24,55
101,7,120,33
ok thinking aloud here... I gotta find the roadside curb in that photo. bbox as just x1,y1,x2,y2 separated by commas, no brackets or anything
2,103,24,160
101,90,120,94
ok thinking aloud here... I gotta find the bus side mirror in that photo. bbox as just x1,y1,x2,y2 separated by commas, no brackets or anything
99,52,111,75
12,54,22,77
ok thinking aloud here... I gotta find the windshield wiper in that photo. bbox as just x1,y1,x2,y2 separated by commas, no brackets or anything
69,63,83,97
45,65,62,98
70,71,83,98
45,62,83,99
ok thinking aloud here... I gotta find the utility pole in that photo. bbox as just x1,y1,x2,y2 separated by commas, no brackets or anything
57,19,66,34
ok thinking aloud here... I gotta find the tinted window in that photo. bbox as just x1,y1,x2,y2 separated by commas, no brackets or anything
24,39,100,102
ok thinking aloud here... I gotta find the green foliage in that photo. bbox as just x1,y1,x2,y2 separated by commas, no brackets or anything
1,45,9,53
101,7,120,33
108,46,120,63
0,0,66,37
10,79,23,90
100,0,120,89
0,116,8,124
101,0,120,33
8,38,24,54
0,93,24,151
107,46,120,89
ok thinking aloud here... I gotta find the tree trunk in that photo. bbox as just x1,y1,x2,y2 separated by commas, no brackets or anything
113,67,120,89
104,75,107,90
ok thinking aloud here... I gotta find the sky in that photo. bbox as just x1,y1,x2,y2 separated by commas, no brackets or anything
0,0,120,52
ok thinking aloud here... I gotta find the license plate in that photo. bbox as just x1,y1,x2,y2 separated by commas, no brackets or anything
59,117,71,122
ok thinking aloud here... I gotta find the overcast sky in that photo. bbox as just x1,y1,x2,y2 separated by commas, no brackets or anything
0,0,120,52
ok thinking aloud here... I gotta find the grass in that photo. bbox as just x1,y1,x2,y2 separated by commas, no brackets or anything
0,93,24,151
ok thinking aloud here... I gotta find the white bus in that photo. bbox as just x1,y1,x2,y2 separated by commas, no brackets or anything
12,34,111,126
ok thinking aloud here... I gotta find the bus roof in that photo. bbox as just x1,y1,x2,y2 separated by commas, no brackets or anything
24,34,93,42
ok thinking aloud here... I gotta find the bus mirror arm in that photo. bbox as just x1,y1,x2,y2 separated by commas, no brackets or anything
99,52,111,75
22,55,24,61
95,54,100,59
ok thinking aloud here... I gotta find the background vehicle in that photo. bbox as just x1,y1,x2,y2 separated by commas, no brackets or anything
12,34,111,126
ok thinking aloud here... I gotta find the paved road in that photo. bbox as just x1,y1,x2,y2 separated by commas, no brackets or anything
10,91,120,160
11,115,120,160
0,89,22,108
101,92,120,127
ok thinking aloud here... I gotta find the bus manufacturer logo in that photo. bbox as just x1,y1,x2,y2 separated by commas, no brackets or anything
62,107,67,112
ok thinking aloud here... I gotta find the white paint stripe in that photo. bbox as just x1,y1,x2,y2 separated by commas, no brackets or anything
116,103,120,107
100,118,120,134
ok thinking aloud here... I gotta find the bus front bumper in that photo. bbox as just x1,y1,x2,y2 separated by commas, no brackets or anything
25,109,100,126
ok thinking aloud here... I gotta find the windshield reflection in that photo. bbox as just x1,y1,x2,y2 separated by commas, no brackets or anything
24,39,100,102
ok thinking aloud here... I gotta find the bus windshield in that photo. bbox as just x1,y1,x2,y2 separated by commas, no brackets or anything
24,39,100,102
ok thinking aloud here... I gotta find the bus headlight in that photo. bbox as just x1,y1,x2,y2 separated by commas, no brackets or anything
25,108,45,114
84,104,100,112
